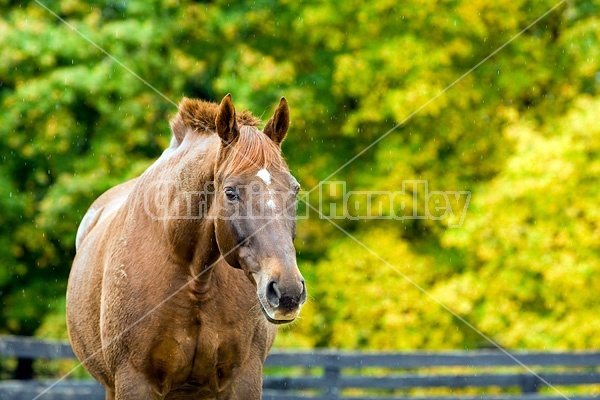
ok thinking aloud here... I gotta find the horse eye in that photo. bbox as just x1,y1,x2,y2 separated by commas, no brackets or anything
224,187,239,201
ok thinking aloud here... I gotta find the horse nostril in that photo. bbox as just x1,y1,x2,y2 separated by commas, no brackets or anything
266,280,281,308
300,279,307,302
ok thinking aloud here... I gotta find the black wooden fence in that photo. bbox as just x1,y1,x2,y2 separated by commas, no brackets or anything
1,335,599,399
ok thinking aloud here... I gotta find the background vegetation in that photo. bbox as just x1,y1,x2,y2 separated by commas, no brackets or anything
1,0,599,352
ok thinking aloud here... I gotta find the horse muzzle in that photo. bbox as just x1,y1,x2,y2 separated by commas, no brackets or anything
255,272,307,324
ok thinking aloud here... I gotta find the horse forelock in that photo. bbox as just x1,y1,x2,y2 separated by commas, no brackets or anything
218,125,288,178
169,97,261,145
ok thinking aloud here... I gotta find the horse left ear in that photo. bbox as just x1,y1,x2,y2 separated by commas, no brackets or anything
216,94,239,145
264,97,290,145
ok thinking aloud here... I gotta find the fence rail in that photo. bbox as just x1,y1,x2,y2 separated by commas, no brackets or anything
1,336,599,399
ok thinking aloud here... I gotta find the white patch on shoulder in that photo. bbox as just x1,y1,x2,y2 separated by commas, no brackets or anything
256,168,271,185
266,199,276,209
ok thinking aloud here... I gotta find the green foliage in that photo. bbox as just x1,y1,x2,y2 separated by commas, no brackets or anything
442,96,600,348
0,0,598,351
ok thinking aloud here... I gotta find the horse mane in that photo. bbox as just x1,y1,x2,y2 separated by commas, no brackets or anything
169,97,287,177
169,97,261,145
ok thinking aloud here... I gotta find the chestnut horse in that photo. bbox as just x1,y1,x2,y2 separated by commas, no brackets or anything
67,95,307,399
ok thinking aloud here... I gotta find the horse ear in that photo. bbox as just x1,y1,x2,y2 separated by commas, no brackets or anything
216,94,239,145
263,97,290,145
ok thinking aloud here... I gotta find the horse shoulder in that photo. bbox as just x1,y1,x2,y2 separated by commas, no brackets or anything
75,178,139,250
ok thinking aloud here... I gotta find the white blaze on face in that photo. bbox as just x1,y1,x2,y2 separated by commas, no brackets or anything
256,168,271,185
266,199,276,209
257,168,276,210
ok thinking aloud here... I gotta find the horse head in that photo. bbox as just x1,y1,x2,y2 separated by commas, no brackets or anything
212,94,306,324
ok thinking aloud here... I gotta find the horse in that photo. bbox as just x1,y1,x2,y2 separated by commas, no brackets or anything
66,94,307,400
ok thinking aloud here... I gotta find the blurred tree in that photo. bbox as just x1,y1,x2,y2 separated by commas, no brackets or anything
0,0,186,336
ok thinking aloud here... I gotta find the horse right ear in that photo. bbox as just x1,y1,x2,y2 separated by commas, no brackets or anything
216,94,239,145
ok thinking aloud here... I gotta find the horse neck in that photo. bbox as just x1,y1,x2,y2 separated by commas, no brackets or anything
139,134,222,275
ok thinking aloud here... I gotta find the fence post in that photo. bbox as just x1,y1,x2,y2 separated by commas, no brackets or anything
323,354,341,398
521,374,540,393
13,358,33,380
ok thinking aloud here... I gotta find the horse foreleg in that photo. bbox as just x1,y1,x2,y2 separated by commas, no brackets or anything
105,388,115,400
221,359,263,400
114,367,162,400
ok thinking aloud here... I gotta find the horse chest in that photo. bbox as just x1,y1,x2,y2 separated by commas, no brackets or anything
187,315,252,392
142,284,263,397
